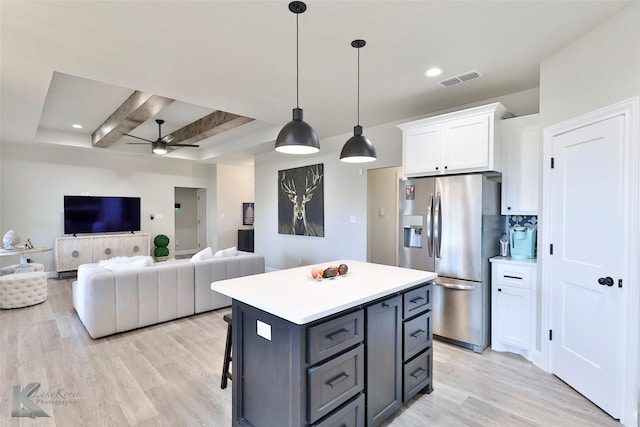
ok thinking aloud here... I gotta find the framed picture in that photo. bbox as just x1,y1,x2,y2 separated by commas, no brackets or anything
243,202,254,226
405,184,415,200
278,163,324,237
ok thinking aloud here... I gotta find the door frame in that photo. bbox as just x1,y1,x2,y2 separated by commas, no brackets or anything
540,96,639,426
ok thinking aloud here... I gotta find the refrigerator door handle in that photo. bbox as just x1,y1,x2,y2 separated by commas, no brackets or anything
426,193,434,257
434,281,475,291
434,192,442,258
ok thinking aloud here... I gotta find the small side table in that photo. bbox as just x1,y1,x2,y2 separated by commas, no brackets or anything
0,247,53,265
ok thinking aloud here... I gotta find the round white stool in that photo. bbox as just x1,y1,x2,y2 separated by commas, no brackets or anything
0,263,47,309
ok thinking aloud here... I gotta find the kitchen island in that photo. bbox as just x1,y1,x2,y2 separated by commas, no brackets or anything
211,260,437,427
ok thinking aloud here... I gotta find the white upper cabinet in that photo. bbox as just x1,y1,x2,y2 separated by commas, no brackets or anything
501,114,541,215
398,103,511,177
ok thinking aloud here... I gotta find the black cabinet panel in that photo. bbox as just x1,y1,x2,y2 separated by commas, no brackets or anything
366,295,402,427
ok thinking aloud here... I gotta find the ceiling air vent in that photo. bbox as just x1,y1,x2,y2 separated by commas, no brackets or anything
439,70,482,87
440,77,461,87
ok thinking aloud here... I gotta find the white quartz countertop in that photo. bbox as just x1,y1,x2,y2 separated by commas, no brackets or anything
211,260,437,325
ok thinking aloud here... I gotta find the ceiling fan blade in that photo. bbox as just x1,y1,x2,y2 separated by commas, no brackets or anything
124,133,154,143
167,143,200,148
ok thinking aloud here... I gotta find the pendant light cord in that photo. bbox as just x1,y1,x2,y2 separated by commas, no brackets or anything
357,46,360,126
296,12,300,109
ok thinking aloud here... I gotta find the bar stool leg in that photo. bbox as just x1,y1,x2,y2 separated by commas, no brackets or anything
221,314,233,389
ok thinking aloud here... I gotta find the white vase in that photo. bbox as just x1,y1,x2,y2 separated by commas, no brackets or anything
3,229,20,249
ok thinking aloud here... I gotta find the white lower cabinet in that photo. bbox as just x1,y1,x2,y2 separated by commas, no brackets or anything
490,258,537,360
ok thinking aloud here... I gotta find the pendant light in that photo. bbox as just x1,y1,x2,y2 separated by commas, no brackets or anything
275,1,320,155
340,39,377,163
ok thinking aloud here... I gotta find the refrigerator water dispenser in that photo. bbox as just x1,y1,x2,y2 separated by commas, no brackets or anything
402,215,424,248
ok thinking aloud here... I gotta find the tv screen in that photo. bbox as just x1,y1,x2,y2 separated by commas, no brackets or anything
64,196,141,234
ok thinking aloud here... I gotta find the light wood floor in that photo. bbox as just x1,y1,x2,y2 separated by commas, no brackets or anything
0,279,619,427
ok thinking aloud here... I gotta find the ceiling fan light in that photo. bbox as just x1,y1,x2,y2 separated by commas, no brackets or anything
152,140,167,155
340,126,377,163
275,108,320,154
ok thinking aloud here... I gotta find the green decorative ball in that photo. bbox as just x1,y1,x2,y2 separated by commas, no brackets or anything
154,246,170,257
154,234,169,248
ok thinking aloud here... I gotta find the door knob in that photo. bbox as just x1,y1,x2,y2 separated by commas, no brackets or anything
598,277,614,287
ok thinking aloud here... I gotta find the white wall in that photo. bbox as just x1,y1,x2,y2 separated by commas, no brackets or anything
216,163,254,250
254,123,403,270
0,143,216,271
540,2,640,127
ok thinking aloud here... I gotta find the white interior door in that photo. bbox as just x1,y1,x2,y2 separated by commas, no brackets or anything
550,115,625,418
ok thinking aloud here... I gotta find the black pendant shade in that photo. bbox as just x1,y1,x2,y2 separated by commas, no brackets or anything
275,1,320,155
340,39,376,163
276,108,320,154
340,125,377,162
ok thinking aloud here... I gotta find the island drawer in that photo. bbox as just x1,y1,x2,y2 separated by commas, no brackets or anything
308,344,365,424
308,309,364,365
312,393,365,427
403,283,432,319
403,346,432,402
403,310,432,360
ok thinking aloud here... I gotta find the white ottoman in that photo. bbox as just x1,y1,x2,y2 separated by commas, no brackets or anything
0,265,47,309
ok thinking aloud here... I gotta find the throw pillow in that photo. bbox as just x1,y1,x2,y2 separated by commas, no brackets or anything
222,246,237,257
190,247,213,262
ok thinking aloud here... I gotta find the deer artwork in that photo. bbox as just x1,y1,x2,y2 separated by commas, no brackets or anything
279,165,324,236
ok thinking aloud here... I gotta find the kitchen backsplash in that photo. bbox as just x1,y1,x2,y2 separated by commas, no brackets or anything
508,215,537,228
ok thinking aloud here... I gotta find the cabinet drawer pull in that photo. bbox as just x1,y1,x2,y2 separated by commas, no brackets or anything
382,302,389,308
410,329,425,339
326,372,350,389
410,367,426,379
410,296,425,305
504,275,522,280
326,328,348,342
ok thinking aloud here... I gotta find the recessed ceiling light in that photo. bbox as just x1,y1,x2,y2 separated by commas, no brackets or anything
72,124,83,129
425,67,443,77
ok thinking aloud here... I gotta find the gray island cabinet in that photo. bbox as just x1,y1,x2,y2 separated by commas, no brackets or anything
211,260,437,427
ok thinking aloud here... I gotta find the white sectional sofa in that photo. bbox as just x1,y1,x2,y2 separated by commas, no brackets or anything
72,251,265,338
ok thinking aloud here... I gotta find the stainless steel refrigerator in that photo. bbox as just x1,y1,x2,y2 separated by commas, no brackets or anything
398,174,501,353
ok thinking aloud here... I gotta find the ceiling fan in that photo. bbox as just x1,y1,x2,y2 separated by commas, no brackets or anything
124,119,199,154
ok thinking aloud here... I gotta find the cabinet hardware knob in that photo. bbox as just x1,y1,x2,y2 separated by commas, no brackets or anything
498,288,502,292
507,206,511,210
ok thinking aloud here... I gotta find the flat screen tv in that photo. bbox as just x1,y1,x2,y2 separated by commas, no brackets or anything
64,196,141,234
